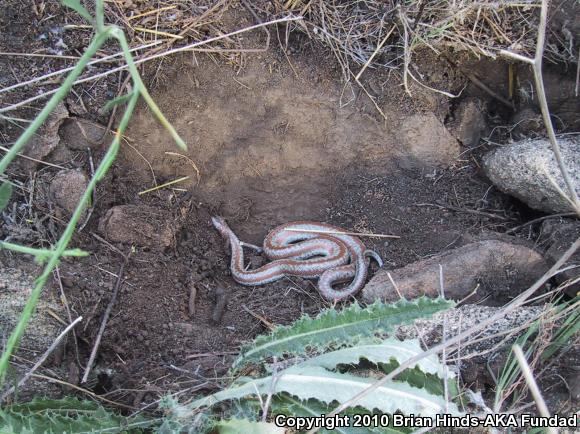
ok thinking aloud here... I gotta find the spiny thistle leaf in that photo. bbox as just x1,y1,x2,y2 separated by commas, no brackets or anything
191,366,461,417
297,338,453,380
295,338,460,401
214,418,285,434
0,396,150,433
233,297,454,370
377,361,460,403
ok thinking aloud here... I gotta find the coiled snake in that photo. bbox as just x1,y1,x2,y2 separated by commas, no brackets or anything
211,217,382,301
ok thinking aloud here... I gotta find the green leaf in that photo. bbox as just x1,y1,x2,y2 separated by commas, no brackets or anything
297,338,453,380
214,418,285,434
233,297,454,370
61,0,94,23
295,339,460,402
101,92,135,114
0,396,151,433
192,366,461,417
0,182,12,212
377,361,459,402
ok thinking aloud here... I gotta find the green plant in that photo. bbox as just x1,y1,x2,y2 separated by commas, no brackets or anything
0,0,185,385
0,396,153,433
494,296,580,413
163,298,458,433
0,182,12,212
234,297,454,370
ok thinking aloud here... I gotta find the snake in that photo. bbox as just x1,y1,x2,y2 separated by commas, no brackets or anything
211,217,382,301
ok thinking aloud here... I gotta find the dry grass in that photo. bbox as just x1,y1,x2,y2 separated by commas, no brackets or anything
273,0,572,81
1,0,574,115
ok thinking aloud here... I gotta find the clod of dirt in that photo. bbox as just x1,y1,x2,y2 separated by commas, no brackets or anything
398,113,461,169
482,136,580,213
542,218,580,298
98,205,181,250
448,98,486,148
49,169,88,217
361,240,548,305
21,102,68,171
59,118,112,151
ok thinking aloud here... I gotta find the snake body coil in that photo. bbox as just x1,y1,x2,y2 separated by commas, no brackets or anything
211,217,381,300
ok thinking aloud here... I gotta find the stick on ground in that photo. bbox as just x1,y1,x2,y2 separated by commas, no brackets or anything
1,316,83,402
82,252,130,383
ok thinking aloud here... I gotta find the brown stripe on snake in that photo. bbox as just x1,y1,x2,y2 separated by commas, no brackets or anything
211,217,383,301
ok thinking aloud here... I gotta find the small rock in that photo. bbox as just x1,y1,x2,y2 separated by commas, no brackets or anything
542,219,580,298
361,240,549,305
98,205,181,250
49,169,89,217
398,113,461,169
59,118,113,151
482,136,580,213
22,102,68,171
448,98,486,147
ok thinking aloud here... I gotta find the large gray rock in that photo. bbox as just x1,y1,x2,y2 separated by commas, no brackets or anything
0,265,65,399
0,267,62,351
361,240,548,305
482,136,580,213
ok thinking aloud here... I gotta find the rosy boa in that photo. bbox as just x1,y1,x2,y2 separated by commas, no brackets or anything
211,217,382,300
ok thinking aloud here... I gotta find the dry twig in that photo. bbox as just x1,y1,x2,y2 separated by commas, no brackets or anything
82,250,130,383
512,345,557,434
1,316,83,402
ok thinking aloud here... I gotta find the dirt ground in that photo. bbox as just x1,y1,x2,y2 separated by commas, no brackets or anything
1,0,578,416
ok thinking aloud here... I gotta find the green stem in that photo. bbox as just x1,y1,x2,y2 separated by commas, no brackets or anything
0,91,140,384
0,29,112,177
0,241,88,259
111,28,187,150
96,0,105,33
